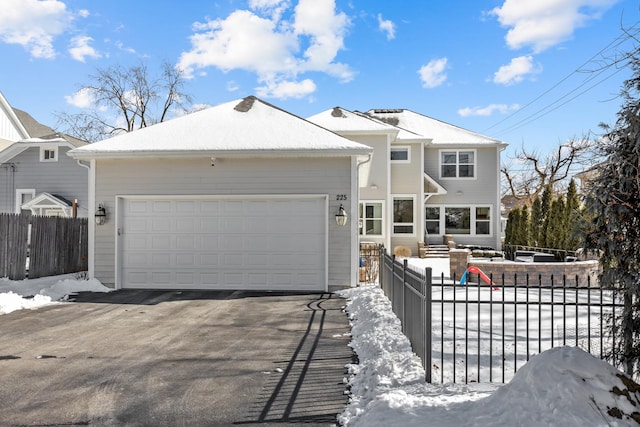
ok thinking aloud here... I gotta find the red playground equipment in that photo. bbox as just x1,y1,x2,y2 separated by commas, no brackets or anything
459,266,499,290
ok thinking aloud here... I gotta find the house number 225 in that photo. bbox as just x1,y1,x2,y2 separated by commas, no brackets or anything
336,195,347,201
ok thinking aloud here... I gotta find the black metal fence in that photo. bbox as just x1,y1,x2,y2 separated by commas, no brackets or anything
378,247,624,384
0,213,88,280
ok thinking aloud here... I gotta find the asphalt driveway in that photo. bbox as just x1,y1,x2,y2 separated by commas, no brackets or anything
0,290,354,426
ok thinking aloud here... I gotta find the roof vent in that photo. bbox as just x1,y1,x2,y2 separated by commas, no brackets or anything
234,96,256,112
372,109,404,114
331,107,346,118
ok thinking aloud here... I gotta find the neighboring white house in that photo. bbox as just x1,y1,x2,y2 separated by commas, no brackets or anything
68,96,372,292
308,107,508,254
0,91,89,218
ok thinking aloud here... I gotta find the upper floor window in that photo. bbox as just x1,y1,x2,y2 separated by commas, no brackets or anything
359,201,384,236
40,147,58,162
390,146,410,163
440,150,475,178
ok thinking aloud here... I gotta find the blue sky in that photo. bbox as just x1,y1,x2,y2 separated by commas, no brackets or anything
0,0,638,158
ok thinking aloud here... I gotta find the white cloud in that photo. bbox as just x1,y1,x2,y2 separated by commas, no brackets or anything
493,55,542,85
249,0,290,21
0,0,74,59
115,41,136,54
178,0,352,100
256,78,317,99
64,87,96,109
377,14,395,40
417,58,448,89
68,35,101,62
458,103,521,117
226,80,240,92
490,0,617,53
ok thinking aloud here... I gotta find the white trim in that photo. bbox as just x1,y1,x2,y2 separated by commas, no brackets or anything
391,194,416,237
39,146,58,162
439,149,477,180
359,200,385,237
15,188,35,213
88,159,96,279
390,145,411,164
114,194,329,292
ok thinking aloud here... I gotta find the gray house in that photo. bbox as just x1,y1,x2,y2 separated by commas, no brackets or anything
68,96,372,292
0,92,89,217
308,107,508,254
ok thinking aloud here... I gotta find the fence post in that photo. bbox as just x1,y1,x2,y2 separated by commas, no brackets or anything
424,266,432,383
402,259,407,333
379,245,384,288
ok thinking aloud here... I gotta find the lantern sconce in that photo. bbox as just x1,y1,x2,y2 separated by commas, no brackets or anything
95,203,106,226
335,203,348,226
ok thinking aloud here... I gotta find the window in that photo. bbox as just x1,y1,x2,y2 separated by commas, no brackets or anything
425,207,440,235
359,201,384,236
40,147,58,162
475,207,491,235
390,146,410,163
392,196,414,235
440,150,475,178
15,189,35,213
426,205,491,236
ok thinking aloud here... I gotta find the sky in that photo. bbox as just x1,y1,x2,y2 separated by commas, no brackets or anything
2,267,638,426
0,0,639,158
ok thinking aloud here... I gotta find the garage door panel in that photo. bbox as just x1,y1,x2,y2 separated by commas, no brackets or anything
120,197,326,291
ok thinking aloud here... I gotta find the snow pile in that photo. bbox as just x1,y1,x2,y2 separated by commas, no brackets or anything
0,274,110,315
339,284,640,427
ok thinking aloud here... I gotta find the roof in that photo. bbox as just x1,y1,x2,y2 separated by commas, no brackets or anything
307,107,399,134
69,96,373,160
366,109,508,147
12,108,56,138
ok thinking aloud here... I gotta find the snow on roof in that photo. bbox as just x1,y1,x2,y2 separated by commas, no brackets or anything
307,107,398,134
69,96,373,159
366,109,507,147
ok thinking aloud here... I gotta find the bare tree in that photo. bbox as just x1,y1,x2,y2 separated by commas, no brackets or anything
501,135,597,204
56,61,192,142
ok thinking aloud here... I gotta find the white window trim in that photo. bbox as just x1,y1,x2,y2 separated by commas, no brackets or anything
40,146,58,162
392,194,416,237
439,149,477,180
15,189,35,213
390,146,411,164
359,200,385,237
425,204,492,236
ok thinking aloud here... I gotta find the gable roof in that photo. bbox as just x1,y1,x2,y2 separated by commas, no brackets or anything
366,109,508,147
307,107,399,135
0,92,29,141
0,91,88,162
307,107,426,144
69,96,373,160
12,108,56,138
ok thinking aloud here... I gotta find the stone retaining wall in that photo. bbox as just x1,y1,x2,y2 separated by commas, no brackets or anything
449,249,600,287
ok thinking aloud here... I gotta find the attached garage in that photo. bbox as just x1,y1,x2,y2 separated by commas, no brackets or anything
69,96,372,292
118,195,327,291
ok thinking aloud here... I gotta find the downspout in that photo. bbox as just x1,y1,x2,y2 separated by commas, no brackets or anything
354,153,372,286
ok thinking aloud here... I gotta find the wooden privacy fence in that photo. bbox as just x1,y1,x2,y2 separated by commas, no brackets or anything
0,213,88,280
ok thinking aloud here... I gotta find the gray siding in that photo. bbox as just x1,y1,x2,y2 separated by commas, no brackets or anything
93,156,354,290
0,146,89,215
424,146,502,249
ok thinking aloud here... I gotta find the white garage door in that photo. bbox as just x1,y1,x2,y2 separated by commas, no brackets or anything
118,196,327,291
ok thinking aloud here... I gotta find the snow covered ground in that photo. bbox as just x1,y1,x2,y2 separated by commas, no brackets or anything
338,283,640,427
2,268,639,426
0,273,110,314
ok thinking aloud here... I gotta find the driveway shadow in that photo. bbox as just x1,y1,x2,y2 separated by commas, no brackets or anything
238,293,355,425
